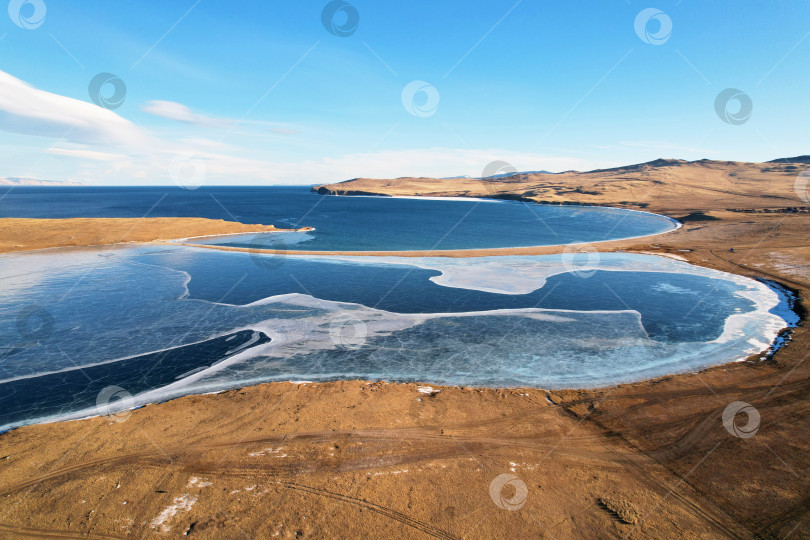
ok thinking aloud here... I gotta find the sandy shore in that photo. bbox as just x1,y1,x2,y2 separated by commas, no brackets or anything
0,217,305,255
1,169,809,537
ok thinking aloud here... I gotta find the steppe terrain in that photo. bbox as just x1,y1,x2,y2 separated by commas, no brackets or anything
314,157,810,213
0,158,809,538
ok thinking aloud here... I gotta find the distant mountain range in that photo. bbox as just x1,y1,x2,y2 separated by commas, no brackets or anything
437,156,810,181
442,170,556,180
768,156,810,164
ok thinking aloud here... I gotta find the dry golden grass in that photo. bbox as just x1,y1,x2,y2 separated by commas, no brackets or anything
0,217,296,254
315,158,809,213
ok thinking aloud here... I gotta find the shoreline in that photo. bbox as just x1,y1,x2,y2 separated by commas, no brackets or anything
0,206,802,393
755,278,804,358
169,197,682,256
169,226,315,243
171,222,684,259
19,281,798,432
0,241,802,433
324,191,688,227
0,217,311,255
2,186,810,536
0,201,681,258
0,204,801,391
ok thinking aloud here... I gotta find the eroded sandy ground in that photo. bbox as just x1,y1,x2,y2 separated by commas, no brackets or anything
0,381,758,538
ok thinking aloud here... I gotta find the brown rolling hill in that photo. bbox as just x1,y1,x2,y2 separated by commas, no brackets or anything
314,157,810,214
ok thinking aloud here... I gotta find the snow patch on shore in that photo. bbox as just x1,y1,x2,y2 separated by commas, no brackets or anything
150,494,197,533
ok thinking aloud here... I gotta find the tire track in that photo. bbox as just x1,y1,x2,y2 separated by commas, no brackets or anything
279,481,457,539
709,249,809,289
0,427,641,499
0,422,742,537
0,523,123,539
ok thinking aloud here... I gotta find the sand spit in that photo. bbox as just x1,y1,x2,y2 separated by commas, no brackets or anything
0,217,307,255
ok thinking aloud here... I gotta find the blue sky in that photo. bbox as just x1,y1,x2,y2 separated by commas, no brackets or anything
1,0,808,185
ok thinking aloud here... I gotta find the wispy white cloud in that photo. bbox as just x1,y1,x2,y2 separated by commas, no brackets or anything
141,100,232,128
37,144,611,186
277,148,614,183
618,141,716,154
149,147,616,185
0,71,611,185
47,146,130,161
594,140,715,155
0,71,148,147
142,99,301,135
267,127,302,136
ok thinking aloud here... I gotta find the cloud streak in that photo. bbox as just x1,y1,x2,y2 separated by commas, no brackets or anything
0,71,147,147
0,71,611,185
141,100,232,129
142,99,301,135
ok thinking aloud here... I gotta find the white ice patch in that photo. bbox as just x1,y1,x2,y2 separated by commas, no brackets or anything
186,477,212,488
309,252,748,296
150,494,197,533
369,469,410,477
650,282,698,295
249,447,287,458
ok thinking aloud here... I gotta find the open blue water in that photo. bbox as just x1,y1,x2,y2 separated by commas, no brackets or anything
0,186,676,250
